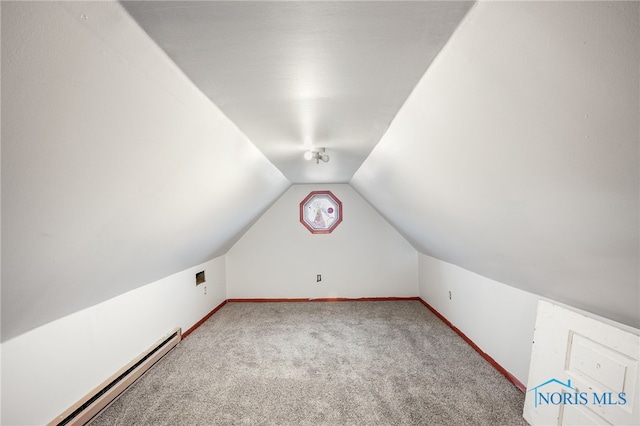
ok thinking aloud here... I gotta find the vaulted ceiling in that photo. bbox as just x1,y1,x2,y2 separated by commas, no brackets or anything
121,1,474,183
353,1,639,328
2,1,638,342
119,0,640,327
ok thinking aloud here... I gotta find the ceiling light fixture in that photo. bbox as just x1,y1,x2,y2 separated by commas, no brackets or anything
304,147,329,164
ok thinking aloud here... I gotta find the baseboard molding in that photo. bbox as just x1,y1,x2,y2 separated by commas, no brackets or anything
227,296,420,303
182,300,228,339
417,297,526,393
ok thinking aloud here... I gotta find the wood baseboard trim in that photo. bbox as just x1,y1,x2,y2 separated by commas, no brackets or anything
182,300,228,340
227,298,309,303
227,296,420,303
417,297,526,393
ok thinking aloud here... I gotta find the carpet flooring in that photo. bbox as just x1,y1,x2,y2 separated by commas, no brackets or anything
90,301,527,425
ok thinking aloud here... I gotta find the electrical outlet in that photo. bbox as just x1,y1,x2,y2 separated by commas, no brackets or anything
204,286,207,295
316,274,322,282
448,291,452,300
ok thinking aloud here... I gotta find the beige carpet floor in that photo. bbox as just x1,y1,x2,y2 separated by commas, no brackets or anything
90,301,527,425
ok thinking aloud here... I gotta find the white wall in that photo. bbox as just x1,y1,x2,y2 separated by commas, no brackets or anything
352,1,639,328
1,256,226,426
1,1,289,342
227,184,418,299
419,253,539,386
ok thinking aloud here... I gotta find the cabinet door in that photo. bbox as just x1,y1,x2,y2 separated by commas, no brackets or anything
524,300,639,425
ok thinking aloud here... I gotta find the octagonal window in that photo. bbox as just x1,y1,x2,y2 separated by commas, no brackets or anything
300,191,343,234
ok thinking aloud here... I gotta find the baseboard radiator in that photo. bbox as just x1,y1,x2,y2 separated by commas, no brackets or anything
48,328,182,426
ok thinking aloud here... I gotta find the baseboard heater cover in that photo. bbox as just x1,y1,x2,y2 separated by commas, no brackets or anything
48,327,182,426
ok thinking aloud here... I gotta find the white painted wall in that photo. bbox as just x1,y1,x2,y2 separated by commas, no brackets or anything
1,1,289,341
1,256,226,426
352,0,639,327
419,253,539,386
227,184,418,299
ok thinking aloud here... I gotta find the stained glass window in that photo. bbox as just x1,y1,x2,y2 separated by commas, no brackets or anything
300,191,343,234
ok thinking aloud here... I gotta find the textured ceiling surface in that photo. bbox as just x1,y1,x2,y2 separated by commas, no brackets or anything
3,0,638,344
121,1,474,183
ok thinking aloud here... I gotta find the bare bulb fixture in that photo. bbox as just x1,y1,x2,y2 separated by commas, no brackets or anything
304,147,329,164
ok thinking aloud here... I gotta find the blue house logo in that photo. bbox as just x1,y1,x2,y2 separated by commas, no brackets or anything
528,378,576,407
528,378,627,407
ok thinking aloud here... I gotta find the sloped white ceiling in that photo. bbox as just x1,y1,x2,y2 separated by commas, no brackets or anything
2,0,638,343
352,1,640,327
2,1,475,341
1,1,289,341
120,1,474,183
